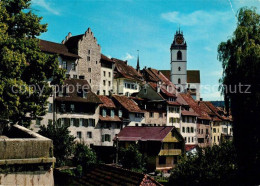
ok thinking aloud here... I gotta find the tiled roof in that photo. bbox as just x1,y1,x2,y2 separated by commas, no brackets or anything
167,101,181,106
187,70,200,83
181,110,199,117
39,40,80,58
112,95,144,113
143,68,172,86
160,70,200,84
159,70,171,81
99,115,121,122
112,58,143,81
176,93,189,106
101,54,114,63
56,79,102,104
64,34,84,53
201,101,226,121
148,82,176,100
116,126,175,141
98,95,116,108
185,145,197,152
74,164,161,186
180,93,211,120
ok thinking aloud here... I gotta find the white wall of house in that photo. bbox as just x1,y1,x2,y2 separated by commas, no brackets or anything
128,113,145,126
187,82,200,101
166,105,181,126
100,66,114,95
113,78,141,96
180,116,197,145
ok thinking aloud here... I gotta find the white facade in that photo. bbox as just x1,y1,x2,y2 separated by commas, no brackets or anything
166,105,181,126
180,116,197,145
128,113,145,126
100,66,114,95
113,78,141,96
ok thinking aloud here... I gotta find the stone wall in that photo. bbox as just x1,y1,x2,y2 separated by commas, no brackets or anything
78,28,101,94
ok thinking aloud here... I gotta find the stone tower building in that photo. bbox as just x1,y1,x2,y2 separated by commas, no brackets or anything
62,28,101,94
170,29,187,92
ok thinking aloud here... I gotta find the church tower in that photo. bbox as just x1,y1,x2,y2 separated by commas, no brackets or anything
170,29,187,92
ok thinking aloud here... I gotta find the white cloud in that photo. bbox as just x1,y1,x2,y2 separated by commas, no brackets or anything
123,53,134,61
32,0,60,15
161,10,233,26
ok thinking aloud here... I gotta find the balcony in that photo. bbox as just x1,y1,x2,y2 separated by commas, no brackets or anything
159,149,182,156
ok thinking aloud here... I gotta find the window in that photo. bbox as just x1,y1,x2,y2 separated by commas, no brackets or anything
48,103,52,113
135,123,139,126
185,137,187,142
73,75,77,79
178,78,181,84
187,127,190,133
63,61,67,69
218,136,220,142
89,119,95,127
77,131,82,139
149,112,154,118
198,138,204,143
192,137,194,142
102,109,106,117
71,118,75,127
89,79,91,83
70,104,75,112
159,156,166,165
118,110,122,117
144,88,147,94
111,110,115,118
201,129,203,134
87,132,92,138
159,113,163,118
79,119,83,127
61,104,66,113
188,137,190,143
88,50,90,55
102,134,111,142
178,66,181,71
177,50,182,60
135,113,143,118
214,136,216,142
168,143,174,149
108,81,111,87
88,68,91,72
191,127,194,133
108,72,111,77
71,62,76,71
182,127,185,133
36,118,41,126
103,80,106,86
87,56,90,61
206,129,209,134
79,75,85,80
103,71,106,77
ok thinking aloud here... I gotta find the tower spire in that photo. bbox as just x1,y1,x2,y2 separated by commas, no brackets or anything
136,50,140,72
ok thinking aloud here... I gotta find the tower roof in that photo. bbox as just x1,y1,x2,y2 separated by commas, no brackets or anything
170,29,187,50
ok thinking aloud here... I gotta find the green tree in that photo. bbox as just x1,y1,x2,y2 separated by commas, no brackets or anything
38,122,75,166
218,7,260,183
73,143,97,171
119,144,146,172
169,142,238,185
0,0,64,127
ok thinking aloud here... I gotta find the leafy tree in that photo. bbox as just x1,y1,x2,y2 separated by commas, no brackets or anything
73,143,97,171
38,122,75,166
169,142,238,185
0,0,64,127
218,7,260,183
119,144,146,172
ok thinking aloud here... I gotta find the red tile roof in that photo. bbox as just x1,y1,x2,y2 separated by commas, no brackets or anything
167,101,181,106
101,54,114,63
116,126,175,141
180,93,211,120
181,110,199,117
112,95,144,113
75,164,162,186
185,145,197,152
99,115,121,122
160,70,200,84
113,58,143,81
56,79,102,104
98,95,116,108
39,40,80,58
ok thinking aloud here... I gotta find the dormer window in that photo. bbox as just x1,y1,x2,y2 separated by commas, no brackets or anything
177,51,182,60
111,110,115,118
102,109,107,117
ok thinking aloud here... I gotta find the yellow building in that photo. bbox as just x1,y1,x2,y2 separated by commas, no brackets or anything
116,126,185,172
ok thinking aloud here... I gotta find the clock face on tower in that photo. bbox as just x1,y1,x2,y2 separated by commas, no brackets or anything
176,36,184,44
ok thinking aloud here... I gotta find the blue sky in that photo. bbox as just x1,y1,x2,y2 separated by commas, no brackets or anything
31,0,260,101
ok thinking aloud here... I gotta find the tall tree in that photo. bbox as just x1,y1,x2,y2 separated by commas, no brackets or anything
218,7,260,183
0,0,64,127
38,122,75,166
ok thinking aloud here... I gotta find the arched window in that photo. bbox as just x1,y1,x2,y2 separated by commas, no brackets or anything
178,66,181,71
177,51,182,60
178,78,181,84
